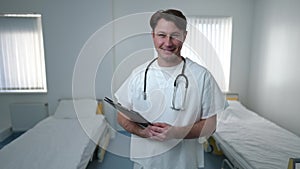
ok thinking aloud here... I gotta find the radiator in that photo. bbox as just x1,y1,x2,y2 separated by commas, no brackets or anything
10,102,48,131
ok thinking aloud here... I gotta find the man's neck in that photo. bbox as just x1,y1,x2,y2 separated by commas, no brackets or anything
157,55,183,67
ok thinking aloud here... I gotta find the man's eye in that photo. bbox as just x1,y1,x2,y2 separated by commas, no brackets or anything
157,34,166,37
171,34,180,39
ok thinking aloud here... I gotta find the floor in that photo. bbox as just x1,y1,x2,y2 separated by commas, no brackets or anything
87,150,226,169
87,148,224,169
1,131,227,169
87,131,227,169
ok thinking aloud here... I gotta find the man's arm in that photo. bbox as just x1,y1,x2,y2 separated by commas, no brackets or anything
149,115,216,141
182,114,216,139
117,112,153,138
118,111,216,141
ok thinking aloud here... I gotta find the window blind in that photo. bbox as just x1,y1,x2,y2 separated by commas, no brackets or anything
182,17,232,92
0,14,47,93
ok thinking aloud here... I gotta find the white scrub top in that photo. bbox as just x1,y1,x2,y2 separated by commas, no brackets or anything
115,58,225,169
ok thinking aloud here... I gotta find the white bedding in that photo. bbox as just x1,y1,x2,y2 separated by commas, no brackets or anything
215,101,300,169
0,115,107,169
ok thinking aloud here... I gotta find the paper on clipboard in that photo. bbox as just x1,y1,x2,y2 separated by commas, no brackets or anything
104,97,152,128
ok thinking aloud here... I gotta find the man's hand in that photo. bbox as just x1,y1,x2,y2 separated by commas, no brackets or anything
148,122,174,141
146,115,217,141
118,111,216,141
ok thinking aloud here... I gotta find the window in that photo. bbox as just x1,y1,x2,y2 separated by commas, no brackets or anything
0,14,47,93
182,17,232,92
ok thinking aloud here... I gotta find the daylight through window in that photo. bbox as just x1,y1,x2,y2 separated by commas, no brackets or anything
182,17,232,92
0,14,47,93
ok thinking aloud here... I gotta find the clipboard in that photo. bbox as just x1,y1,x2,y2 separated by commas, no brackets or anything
104,97,152,128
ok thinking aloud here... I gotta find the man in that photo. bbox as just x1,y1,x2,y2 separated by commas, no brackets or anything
115,9,226,169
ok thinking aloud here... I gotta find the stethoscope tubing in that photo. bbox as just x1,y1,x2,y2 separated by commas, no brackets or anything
143,58,157,100
143,56,189,111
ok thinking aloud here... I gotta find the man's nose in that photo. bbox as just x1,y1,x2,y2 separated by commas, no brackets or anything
165,35,173,46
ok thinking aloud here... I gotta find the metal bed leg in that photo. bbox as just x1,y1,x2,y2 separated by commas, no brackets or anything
97,129,111,162
221,159,235,169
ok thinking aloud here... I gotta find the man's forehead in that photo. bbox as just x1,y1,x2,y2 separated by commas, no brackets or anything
154,19,185,34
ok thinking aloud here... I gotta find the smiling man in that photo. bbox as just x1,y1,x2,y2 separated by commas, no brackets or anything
151,12,187,67
115,9,226,169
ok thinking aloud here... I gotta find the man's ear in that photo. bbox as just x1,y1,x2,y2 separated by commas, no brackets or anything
152,31,155,38
182,31,187,42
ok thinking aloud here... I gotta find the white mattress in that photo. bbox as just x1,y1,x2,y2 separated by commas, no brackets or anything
215,101,300,169
0,115,107,169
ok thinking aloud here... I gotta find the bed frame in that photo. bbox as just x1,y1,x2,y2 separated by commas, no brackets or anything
0,98,111,169
212,100,300,169
213,133,254,169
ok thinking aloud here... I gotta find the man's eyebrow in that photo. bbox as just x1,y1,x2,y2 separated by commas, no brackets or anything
171,32,181,35
155,31,166,34
155,31,181,35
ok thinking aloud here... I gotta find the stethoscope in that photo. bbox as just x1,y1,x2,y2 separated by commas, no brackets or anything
143,56,189,111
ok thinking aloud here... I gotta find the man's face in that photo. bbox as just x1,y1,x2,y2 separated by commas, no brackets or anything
152,18,186,62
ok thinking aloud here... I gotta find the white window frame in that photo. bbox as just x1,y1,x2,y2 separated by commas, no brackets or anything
182,16,233,92
0,14,47,93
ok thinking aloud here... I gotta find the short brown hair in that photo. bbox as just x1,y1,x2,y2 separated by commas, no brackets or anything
150,9,187,31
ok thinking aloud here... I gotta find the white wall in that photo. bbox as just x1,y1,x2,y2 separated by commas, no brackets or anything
0,0,254,133
0,0,114,131
248,0,300,136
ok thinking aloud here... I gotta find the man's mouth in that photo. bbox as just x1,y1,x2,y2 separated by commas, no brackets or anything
160,47,176,53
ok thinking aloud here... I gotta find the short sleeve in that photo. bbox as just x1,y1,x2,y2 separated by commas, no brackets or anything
114,62,149,110
201,71,226,119
114,74,134,109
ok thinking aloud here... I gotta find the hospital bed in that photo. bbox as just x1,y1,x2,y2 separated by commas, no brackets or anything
213,100,300,169
0,98,111,169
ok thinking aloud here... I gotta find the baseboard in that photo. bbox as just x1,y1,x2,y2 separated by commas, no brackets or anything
0,127,12,142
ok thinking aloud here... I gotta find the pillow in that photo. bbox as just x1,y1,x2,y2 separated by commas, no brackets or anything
54,99,98,119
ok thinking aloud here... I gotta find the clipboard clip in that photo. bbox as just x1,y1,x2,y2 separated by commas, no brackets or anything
104,97,152,128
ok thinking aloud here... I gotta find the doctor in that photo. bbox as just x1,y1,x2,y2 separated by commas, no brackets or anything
115,9,226,169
